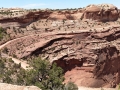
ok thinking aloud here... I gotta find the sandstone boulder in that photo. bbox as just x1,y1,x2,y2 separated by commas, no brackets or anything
82,4,119,22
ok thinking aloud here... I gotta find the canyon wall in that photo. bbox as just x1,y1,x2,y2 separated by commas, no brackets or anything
0,4,119,25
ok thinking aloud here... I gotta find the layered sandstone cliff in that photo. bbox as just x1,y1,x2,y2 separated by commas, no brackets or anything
82,4,119,21
0,4,119,26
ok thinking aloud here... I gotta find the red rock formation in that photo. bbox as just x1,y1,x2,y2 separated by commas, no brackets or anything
0,11,52,24
0,4,119,25
47,10,83,20
82,4,119,22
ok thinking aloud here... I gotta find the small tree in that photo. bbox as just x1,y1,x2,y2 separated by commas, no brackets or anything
3,47,8,54
0,27,6,40
24,57,65,90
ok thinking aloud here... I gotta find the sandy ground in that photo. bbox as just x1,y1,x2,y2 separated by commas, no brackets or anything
78,87,116,90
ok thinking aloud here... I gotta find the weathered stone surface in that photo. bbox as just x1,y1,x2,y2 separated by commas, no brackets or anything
0,83,41,90
0,4,119,25
82,4,119,21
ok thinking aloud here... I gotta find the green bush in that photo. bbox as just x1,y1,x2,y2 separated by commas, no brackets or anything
3,47,8,54
9,58,14,63
13,63,21,68
0,59,5,69
64,81,78,90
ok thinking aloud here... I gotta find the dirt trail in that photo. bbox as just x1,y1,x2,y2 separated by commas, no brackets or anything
1,53,29,70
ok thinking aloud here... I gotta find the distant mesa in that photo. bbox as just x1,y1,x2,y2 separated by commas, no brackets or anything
0,3,119,24
48,3,119,22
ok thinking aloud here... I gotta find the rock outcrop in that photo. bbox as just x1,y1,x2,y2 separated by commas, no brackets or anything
82,4,119,21
47,10,83,20
93,45,120,87
0,11,52,24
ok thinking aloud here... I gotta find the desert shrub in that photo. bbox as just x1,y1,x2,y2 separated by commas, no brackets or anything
64,81,78,90
0,59,5,77
0,59,5,69
13,54,17,58
0,27,6,40
0,11,12,15
2,47,8,54
13,63,21,68
3,74,13,83
9,58,14,63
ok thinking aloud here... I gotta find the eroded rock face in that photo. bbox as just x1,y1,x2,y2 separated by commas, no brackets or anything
0,4,119,26
47,10,83,20
82,4,119,22
93,45,120,87
0,11,52,24
1,6,120,88
0,10,83,24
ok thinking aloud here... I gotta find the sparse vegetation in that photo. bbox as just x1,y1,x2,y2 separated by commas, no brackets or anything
0,57,78,90
64,81,78,90
0,27,6,40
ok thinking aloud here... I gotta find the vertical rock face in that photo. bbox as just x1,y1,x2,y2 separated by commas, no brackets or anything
82,4,119,22
92,45,120,87
93,45,119,77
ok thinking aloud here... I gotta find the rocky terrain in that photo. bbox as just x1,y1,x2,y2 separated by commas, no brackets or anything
0,83,41,90
0,3,120,90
